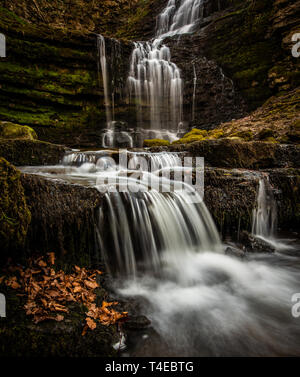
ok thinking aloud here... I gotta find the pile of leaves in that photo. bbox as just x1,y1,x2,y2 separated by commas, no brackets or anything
1,253,127,335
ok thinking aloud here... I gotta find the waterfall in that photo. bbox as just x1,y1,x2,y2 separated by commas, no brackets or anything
252,178,277,239
92,151,222,277
157,0,204,37
127,0,204,135
127,41,183,131
97,35,134,148
97,35,112,125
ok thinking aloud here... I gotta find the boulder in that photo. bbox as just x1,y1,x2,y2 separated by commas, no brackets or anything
0,121,37,140
0,139,69,166
240,231,276,253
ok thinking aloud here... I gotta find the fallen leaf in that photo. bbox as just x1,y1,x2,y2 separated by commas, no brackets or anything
86,317,97,330
84,280,98,289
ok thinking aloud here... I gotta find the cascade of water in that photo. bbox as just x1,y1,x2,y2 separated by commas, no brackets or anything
252,178,277,239
97,35,112,125
127,41,183,131
94,151,221,277
156,0,204,38
127,0,204,134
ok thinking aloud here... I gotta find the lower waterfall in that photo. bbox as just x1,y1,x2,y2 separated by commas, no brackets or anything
19,151,300,356
252,178,277,239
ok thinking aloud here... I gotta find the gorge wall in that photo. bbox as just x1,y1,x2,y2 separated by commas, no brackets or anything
0,0,299,146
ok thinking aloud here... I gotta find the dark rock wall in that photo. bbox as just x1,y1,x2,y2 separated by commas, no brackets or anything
0,158,31,261
1,0,299,142
21,174,104,267
0,7,133,146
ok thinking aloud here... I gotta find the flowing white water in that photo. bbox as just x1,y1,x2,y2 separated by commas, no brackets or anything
93,150,221,277
156,0,204,38
127,0,204,134
97,34,116,147
127,41,183,131
97,35,134,148
97,34,112,124
252,178,277,239
19,150,300,356
119,250,300,356
251,177,293,250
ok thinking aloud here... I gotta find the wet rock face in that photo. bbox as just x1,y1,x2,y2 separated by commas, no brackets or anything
168,52,247,129
0,0,142,37
240,231,276,253
0,158,31,261
1,277,118,357
164,0,299,116
0,139,69,166
266,168,300,231
204,168,258,237
21,174,103,266
0,8,133,146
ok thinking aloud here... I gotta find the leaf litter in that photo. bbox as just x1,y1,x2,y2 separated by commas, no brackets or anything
1,252,127,335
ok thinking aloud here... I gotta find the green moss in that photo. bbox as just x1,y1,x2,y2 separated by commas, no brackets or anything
0,158,31,261
173,135,205,145
231,130,253,141
183,129,208,138
143,139,170,147
262,137,278,144
208,130,224,139
203,0,295,109
173,129,225,145
0,121,37,140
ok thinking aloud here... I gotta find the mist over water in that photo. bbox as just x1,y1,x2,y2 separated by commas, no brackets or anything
119,251,300,356
20,150,300,357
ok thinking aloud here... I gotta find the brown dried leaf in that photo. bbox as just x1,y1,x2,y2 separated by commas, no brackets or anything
84,280,98,290
86,317,97,330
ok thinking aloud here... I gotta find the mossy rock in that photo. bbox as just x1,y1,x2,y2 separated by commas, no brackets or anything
173,129,226,145
208,130,224,140
173,135,205,145
231,130,253,141
0,158,31,260
184,129,208,138
0,121,37,140
262,137,279,144
172,129,208,145
143,139,170,147
0,139,69,166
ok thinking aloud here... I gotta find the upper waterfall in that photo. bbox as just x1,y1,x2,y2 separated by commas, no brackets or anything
127,0,204,137
156,0,204,38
